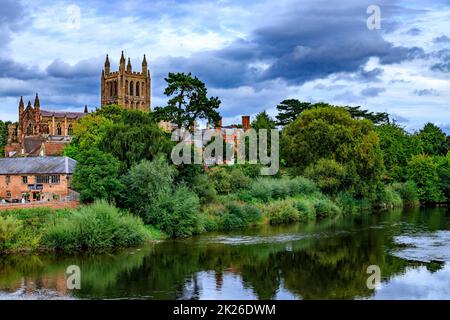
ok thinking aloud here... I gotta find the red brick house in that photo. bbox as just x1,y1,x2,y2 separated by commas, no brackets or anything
0,157,77,203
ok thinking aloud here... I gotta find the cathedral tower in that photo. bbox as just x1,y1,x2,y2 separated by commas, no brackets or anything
101,51,151,112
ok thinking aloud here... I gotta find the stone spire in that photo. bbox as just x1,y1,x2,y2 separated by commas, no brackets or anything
19,96,24,115
34,93,40,109
104,54,110,75
142,54,147,74
127,57,132,72
84,105,88,113
119,50,125,72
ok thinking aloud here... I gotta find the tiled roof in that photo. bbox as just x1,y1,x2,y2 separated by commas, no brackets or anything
40,109,87,119
0,157,76,175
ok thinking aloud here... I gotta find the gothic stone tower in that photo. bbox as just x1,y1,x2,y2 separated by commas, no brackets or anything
101,51,151,112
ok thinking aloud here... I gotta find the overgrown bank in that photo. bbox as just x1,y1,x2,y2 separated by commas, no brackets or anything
0,201,164,253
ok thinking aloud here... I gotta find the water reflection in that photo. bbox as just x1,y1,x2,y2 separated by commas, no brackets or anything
0,207,449,300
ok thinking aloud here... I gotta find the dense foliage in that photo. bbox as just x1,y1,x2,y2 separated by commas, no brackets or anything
282,107,385,199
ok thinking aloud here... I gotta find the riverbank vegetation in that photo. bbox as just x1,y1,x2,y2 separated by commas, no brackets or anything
0,201,164,253
1,73,449,252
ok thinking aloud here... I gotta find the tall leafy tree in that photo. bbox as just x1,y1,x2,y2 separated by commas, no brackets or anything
153,72,221,130
416,122,448,156
407,154,444,203
276,99,312,126
375,123,423,181
0,120,11,158
276,99,389,126
282,107,384,198
72,148,124,203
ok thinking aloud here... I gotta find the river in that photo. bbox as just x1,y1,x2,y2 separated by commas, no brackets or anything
1,207,449,300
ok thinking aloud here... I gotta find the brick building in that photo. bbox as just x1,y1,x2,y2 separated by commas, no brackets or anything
0,157,77,203
5,94,89,157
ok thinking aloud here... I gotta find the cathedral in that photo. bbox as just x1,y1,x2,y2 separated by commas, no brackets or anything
5,94,88,157
101,51,151,111
5,51,158,157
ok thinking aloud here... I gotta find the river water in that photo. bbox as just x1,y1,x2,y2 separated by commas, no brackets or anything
1,207,449,300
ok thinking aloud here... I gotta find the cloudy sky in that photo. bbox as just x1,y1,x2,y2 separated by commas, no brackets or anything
0,0,449,132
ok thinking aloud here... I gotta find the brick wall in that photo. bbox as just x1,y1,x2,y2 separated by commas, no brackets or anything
0,174,72,201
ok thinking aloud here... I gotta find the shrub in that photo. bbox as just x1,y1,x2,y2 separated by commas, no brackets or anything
335,191,370,215
377,185,403,208
313,198,342,218
304,159,348,195
43,200,152,251
190,174,218,204
262,199,301,225
208,166,233,194
149,186,201,238
295,198,316,220
0,216,23,251
230,169,252,190
249,177,317,202
121,156,176,221
287,176,318,195
392,181,420,207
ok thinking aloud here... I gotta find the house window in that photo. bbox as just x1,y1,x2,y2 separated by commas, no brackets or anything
36,175,50,184
68,124,73,135
56,123,62,135
22,176,28,184
50,175,60,184
6,176,10,185
6,191,11,198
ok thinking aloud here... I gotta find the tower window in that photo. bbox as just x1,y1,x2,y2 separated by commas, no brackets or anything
109,82,113,97
114,81,118,97
130,81,134,96
126,80,129,95
27,122,33,135
136,82,140,96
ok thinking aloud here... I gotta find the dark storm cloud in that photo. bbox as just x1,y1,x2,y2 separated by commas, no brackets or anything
46,58,101,79
153,0,424,89
0,0,28,44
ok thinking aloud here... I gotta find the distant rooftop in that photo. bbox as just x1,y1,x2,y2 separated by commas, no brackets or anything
40,109,87,119
0,157,76,175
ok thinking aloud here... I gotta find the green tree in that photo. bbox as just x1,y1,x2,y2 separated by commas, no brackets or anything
282,107,384,198
304,159,349,195
375,123,423,181
72,148,124,203
407,154,443,203
275,100,312,126
0,121,10,158
153,72,221,130
121,157,176,220
100,109,173,172
276,99,389,127
416,123,448,156
435,152,450,200
121,157,201,237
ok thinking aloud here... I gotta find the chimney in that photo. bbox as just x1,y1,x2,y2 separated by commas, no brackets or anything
242,115,250,130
